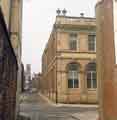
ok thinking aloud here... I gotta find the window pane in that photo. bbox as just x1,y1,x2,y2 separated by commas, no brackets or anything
68,71,73,79
92,72,96,79
70,33,77,40
88,35,96,51
68,63,79,88
87,73,91,88
68,79,73,88
74,79,79,88
87,72,91,79
87,79,91,88
69,33,77,50
86,63,96,71
70,41,77,50
74,71,78,79
68,71,78,79
93,79,97,88
92,72,97,88
69,63,78,71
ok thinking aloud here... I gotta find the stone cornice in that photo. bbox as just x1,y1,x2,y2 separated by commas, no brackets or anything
95,0,104,8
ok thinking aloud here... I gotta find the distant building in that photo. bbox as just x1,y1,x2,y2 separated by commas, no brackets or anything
25,64,32,90
41,11,97,104
32,73,42,91
38,73,42,91
21,63,25,92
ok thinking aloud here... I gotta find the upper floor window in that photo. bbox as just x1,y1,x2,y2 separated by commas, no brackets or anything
69,33,77,50
88,35,96,51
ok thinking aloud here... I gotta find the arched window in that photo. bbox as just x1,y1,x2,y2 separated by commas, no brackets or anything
86,62,97,89
68,63,79,88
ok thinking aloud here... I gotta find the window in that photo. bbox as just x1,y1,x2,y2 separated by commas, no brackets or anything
68,63,79,88
69,33,77,50
88,35,96,51
87,71,97,88
86,62,97,89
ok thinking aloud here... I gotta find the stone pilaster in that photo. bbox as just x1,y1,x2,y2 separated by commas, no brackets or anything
96,0,117,119
80,65,87,103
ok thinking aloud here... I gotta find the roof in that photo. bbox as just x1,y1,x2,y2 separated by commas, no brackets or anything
56,15,96,20
54,15,96,29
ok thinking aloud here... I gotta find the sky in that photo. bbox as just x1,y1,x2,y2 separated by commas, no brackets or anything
22,0,97,74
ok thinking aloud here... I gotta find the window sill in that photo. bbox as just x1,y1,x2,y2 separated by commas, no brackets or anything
87,88,97,91
68,88,80,89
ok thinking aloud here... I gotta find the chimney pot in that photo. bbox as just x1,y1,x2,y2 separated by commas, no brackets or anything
80,13,84,17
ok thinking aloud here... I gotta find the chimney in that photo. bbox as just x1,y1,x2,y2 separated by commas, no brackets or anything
62,9,67,16
80,13,84,17
56,9,61,16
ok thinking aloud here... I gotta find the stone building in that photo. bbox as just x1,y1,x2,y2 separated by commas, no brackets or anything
21,63,25,92
0,7,18,120
96,0,117,120
38,73,42,92
24,64,32,90
32,73,42,92
32,73,41,91
0,0,23,119
41,11,97,104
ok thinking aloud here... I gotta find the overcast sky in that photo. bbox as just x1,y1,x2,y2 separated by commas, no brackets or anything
22,0,97,73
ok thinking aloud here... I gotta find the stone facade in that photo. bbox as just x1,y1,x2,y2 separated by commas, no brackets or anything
0,0,23,119
38,73,42,92
0,8,18,120
41,14,97,104
24,64,32,90
32,73,41,91
21,63,25,92
96,0,117,120
0,0,11,29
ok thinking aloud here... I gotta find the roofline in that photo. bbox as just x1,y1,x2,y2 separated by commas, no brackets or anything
95,0,104,9
56,15,96,20
42,26,55,55
42,15,96,57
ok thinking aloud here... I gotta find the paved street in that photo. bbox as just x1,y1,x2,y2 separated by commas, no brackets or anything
20,93,98,120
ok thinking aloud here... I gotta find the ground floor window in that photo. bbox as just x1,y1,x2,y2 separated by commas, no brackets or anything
87,70,97,88
67,63,79,88
68,79,79,88
86,62,97,89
